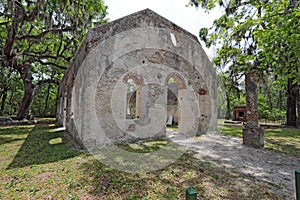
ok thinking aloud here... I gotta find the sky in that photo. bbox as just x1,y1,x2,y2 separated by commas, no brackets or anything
104,0,223,59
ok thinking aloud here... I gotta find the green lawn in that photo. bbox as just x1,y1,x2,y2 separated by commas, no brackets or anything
0,119,283,199
219,121,300,157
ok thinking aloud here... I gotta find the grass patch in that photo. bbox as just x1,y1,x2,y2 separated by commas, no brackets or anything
219,122,300,156
0,119,282,199
117,140,170,153
79,153,279,200
264,128,300,156
166,125,178,131
219,124,243,137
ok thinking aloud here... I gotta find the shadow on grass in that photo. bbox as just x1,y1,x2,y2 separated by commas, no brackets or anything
264,130,300,156
265,138,300,157
77,153,211,199
0,137,25,145
7,123,82,169
0,125,33,136
264,128,300,138
78,152,279,199
116,139,170,153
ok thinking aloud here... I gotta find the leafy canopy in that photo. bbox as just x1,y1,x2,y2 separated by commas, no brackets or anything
0,0,107,117
194,0,300,82
1,0,107,77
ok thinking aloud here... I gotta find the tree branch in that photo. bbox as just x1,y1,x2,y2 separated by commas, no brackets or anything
22,51,71,64
0,21,11,26
24,0,42,21
16,27,74,41
33,79,59,95
37,60,67,70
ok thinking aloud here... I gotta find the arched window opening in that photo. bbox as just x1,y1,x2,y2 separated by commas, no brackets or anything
168,77,175,83
166,77,179,126
166,72,186,132
126,79,140,119
165,72,186,90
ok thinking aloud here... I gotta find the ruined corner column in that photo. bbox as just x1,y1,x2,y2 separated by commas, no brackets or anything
243,72,264,148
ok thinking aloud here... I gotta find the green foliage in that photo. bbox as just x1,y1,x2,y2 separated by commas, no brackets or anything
31,84,58,116
196,0,299,77
0,0,108,117
193,0,300,124
217,71,244,119
0,71,24,115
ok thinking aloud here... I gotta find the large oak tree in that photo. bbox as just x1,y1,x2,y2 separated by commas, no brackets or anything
1,0,107,119
192,0,300,127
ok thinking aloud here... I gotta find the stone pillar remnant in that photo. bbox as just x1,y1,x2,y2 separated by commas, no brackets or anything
243,72,264,148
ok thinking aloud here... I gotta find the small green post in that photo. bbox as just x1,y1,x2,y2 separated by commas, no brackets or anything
186,187,197,200
296,169,300,200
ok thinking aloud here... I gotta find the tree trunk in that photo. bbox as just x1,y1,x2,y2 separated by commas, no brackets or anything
286,78,297,127
266,81,273,112
297,88,300,128
17,81,34,120
0,87,8,115
225,91,231,120
44,83,51,115
278,89,283,110
8,89,15,115
37,100,41,116
17,77,58,119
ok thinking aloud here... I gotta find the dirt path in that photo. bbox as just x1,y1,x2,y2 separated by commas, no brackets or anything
167,130,300,199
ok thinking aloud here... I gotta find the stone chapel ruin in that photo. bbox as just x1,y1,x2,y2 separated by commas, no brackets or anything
56,9,217,148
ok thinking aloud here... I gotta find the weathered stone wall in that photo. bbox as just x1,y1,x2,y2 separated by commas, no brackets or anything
57,9,217,148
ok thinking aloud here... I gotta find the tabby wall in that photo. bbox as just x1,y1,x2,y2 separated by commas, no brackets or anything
57,9,217,148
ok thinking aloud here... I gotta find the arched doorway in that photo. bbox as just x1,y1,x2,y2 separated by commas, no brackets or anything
165,72,186,132
123,73,143,120
126,78,138,119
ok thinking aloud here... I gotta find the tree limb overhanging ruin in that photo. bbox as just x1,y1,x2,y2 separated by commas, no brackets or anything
0,0,107,119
